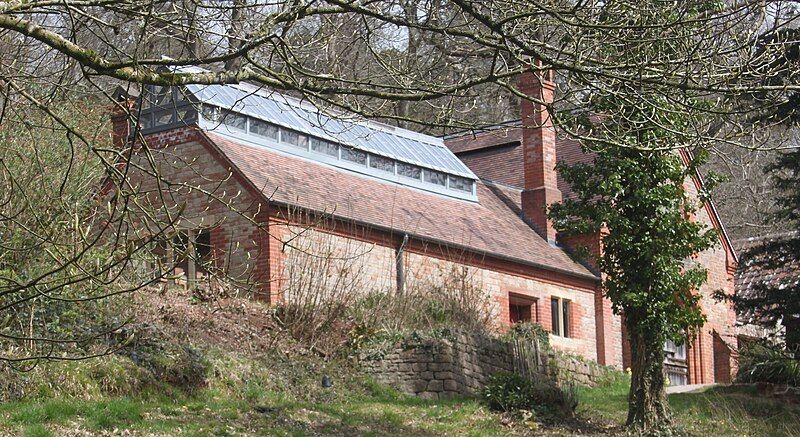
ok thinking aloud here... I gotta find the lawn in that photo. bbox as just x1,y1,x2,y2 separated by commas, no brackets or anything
577,374,800,436
0,350,513,437
0,383,507,436
1,355,798,436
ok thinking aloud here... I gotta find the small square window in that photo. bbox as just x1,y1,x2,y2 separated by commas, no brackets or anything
424,169,446,186
311,138,338,157
202,106,221,123
175,88,189,104
220,110,246,131
282,129,308,148
154,110,174,125
510,304,531,323
341,147,367,165
509,294,537,324
250,119,278,140
139,95,150,111
176,107,194,124
397,162,422,180
369,154,395,173
448,175,473,193
139,114,152,130
153,86,172,108
664,339,687,361
551,297,570,337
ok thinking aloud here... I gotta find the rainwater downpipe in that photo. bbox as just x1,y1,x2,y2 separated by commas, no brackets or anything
395,234,409,294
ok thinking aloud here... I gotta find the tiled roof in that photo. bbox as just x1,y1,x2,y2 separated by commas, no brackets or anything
735,232,800,300
444,123,592,200
203,132,597,280
444,121,738,268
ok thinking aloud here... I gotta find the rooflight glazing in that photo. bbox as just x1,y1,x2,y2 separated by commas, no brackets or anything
134,83,478,201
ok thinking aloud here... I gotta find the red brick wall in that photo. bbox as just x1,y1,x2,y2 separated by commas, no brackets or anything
125,126,274,297
130,124,746,371
685,178,738,383
519,69,562,242
260,217,602,360
448,131,737,379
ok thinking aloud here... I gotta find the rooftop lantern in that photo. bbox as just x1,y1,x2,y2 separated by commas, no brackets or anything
133,66,480,202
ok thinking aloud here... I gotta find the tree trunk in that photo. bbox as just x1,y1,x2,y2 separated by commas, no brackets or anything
626,328,671,431
224,0,246,71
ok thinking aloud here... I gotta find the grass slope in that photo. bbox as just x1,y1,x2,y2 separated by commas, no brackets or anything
0,349,510,437
578,375,800,436
1,352,799,436
0,289,796,436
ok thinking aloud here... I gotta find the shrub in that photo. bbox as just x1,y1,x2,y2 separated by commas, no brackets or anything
502,322,551,350
274,210,496,356
160,345,210,392
737,343,800,386
481,372,577,419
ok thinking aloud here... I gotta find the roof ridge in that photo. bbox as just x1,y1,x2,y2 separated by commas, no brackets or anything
480,178,523,191
442,119,522,140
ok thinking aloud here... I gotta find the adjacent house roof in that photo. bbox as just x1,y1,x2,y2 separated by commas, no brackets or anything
444,122,738,265
443,122,591,200
735,231,800,304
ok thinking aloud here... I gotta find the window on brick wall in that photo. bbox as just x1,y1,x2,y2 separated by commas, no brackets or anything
664,338,688,386
195,229,213,273
510,303,530,323
551,297,571,337
509,294,537,324
151,229,214,289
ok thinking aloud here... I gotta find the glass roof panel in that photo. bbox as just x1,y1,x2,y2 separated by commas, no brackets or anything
183,78,476,179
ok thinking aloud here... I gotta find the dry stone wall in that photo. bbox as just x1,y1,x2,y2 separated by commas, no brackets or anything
550,351,610,387
361,332,515,400
361,331,612,400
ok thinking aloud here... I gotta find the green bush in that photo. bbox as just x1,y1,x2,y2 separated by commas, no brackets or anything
501,322,551,350
737,343,800,386
481,372,577,418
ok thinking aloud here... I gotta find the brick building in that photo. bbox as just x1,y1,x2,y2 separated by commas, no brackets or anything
114,66,739,384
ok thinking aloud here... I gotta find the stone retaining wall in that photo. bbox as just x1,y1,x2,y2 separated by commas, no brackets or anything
360,331,611,400
550,351,610,387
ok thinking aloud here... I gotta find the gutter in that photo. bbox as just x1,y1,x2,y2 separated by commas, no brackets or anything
268,198,601,284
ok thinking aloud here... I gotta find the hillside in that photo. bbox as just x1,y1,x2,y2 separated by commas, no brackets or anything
0,288,797,436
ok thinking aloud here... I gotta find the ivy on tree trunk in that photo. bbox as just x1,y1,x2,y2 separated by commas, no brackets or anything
550,108,718,430
627,327,670,428
547,2,726,430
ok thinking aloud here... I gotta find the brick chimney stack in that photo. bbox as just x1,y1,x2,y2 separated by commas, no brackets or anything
110,88,136,149
519,62,562,243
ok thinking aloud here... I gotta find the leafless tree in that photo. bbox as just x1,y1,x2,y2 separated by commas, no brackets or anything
0,0,798,370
